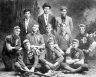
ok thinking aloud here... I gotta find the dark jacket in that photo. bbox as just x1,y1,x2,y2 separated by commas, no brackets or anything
38,14,57,34
19,17,37,41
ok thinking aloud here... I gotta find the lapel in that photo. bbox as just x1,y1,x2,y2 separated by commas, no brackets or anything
27,18,31,29
65,15,68,24
22,19,25,29
42,14,51,25
48,14,51,23
42,14,46,25
23,18,33,33
64,16,69,26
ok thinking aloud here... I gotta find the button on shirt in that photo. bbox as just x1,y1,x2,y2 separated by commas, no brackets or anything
44,14,49,25
25,18,30,33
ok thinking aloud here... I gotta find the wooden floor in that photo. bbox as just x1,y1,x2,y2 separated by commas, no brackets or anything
0,60,96,77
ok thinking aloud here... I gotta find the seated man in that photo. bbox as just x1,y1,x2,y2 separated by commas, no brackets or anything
39,37,64,73
43,23,64,55
76,24,96,63
26,23,45,53
61,39,88,73
56,23,72,62
14,39,39,73
2,26,21,71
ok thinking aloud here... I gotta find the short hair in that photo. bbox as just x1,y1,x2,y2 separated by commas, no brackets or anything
13,26,20,30
23,8,31,14
23,39,30,44
72,39,79,44
60,6,67,11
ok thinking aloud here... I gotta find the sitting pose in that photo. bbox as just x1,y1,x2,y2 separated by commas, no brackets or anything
43,24,64,55
26,23,45,53
56,23,72,62
2,26,21,71
39,38,64,73
76,24,96,63
61,39,88,73
14,39,39,73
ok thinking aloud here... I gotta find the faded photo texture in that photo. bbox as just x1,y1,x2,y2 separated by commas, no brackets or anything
0,0,96,77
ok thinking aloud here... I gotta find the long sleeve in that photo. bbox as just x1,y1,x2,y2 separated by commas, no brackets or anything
32,51,39,68
39,49,47,64
55,49,64,63
69,17,73,31
17,51,26,68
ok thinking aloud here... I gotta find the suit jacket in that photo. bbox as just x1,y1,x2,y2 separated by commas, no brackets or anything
38,14,56,34
57,15,73,31
56,15,73,37
19,17,37,41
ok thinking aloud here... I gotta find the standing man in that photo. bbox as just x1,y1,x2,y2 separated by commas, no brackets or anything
19,8,37,42
38,3,57,34
57,6,73,37
2,26,22,71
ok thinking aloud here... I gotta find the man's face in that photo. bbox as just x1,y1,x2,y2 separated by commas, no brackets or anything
24,42,31,51
43,7,50,14
61,24,67,32
32,24,39,32
25,11,31,19
61,9,67,17
14,29,20,36
72,42,79,49
46,26,52,33
79,27,85,34
48,42,54,50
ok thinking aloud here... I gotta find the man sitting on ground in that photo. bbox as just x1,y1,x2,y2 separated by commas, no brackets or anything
14,39,39,73
61,39,88,73
39,37,64,74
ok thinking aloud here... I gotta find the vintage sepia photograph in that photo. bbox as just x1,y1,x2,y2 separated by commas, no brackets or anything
0,0,96,77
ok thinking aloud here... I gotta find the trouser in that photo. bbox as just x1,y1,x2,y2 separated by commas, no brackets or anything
70,63,88,72
2,55,16,71
61,62,88,73
14,62,26,73
14,61,46,73
63,50,66,62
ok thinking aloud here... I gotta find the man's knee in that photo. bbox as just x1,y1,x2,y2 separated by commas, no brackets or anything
14,62,21,70
81,64,89,71
61,62,68,67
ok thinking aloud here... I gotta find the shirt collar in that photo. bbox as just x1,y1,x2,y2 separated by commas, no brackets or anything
25,18,30,21
31,31,39,35
44,13,49,17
